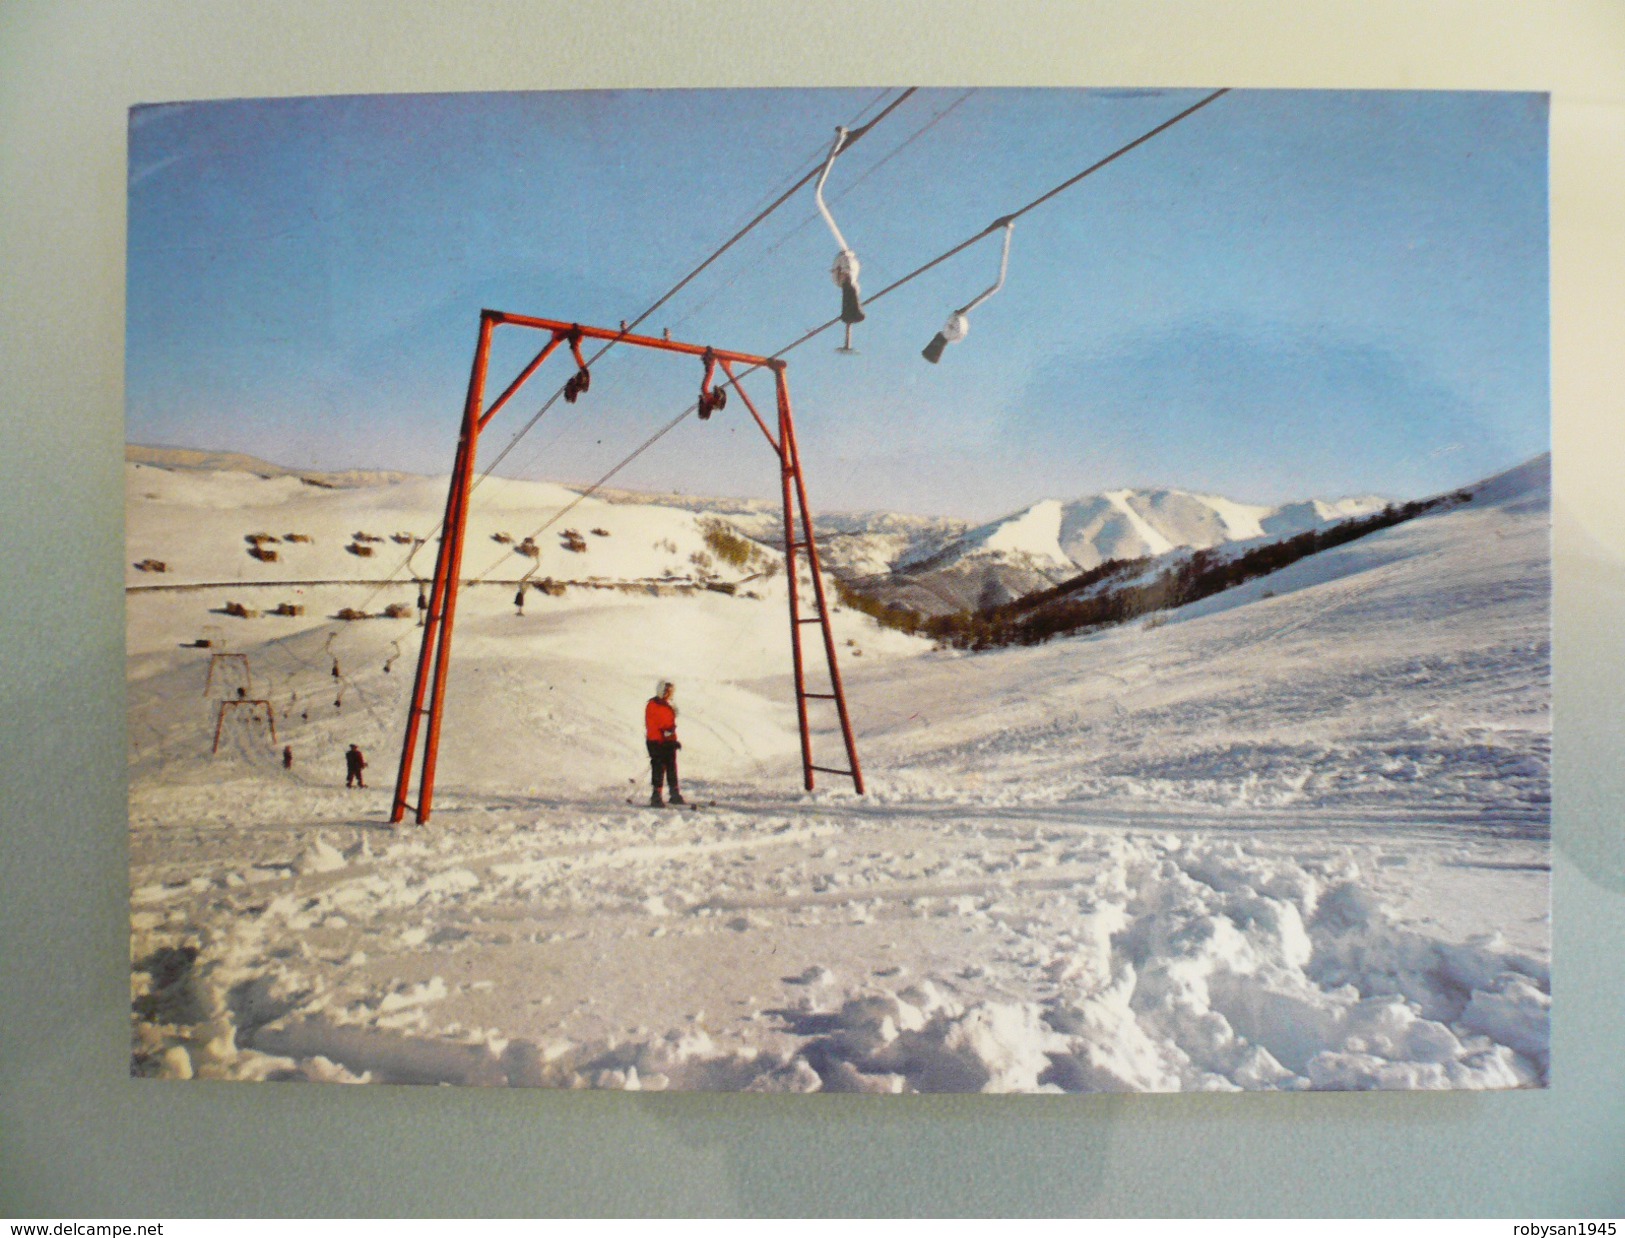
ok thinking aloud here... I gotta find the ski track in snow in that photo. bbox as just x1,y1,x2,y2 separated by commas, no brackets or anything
125,456,1552,1092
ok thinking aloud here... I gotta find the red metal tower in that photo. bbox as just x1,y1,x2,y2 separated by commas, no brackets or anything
390,309,863,825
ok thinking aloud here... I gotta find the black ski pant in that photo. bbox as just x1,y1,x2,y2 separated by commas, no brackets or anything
647,740,680,797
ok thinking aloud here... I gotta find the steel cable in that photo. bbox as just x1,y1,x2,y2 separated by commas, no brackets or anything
480,88,1233,565
340,87,921,617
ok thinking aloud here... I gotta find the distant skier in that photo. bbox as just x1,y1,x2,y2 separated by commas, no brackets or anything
345,743,367,789
644,681,684,806
282,745,293,770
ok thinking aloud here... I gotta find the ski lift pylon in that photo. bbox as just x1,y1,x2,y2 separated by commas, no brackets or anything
815,126,866,352
392,309,866,826
923,219,1014,364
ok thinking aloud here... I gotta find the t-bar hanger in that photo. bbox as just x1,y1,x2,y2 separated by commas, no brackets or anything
815,127,866,353
922,219,1015,364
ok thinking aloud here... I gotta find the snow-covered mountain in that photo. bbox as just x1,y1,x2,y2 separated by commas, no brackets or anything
904,486,1388,575
871,485,1389,614
127,443,417,489
597,480,1387,593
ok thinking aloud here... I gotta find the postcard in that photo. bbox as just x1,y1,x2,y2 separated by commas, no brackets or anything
127,88,1549,1091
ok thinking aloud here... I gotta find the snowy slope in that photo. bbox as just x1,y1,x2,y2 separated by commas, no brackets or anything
853,454,1549,819
126,458,926,793
127,461,727,591
127,453,1550,1093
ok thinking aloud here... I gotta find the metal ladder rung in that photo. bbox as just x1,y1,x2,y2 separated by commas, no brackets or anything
796,617,825,624
801,692,837,700
810,765,854,777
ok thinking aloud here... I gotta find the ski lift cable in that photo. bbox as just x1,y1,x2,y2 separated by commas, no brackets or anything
481,89,978,575
771,87,1232,365
845,85,898,132
542,86,1227,442
470,89,1232,551
348,88,922,611
259,631,392,741
689,88,893,249
628,90,978,347
758,90,977,255
472,329,791,585
711,87,895,241
364,85,1216,627
472,400,700,585
487,90,977,501
473,87,919,488
634,90,977,341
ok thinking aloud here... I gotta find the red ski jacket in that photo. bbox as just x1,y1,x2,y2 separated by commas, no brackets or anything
645,698,677,743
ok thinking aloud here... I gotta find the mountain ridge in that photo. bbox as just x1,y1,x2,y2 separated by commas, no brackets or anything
126,444,419,489
128,442,1467,616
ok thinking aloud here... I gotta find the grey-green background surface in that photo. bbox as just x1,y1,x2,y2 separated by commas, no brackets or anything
3,0,1622,1217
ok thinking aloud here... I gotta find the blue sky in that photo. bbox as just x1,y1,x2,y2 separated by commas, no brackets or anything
126,88,1547,520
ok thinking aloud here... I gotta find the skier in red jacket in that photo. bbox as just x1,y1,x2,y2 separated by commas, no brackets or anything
644,681,684,806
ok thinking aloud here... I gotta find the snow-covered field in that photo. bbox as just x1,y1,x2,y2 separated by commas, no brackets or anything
127,454,1551,1092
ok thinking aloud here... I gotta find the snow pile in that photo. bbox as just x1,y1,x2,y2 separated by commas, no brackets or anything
129,823,1548,1092
752,836,1546,1093
295,835,348,875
